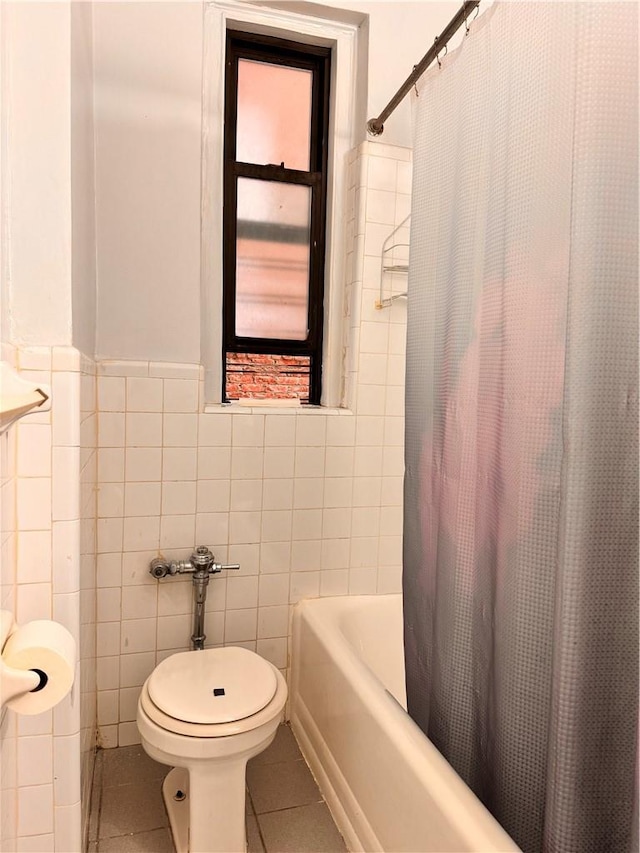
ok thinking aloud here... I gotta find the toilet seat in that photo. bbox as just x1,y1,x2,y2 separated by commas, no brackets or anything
148,647,277,725
139,648,287,739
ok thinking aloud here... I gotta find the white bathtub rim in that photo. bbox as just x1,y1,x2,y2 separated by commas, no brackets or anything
293,595,520,853
291,697,381,853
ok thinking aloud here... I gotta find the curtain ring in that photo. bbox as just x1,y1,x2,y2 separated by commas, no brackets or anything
464,3,480,35
465,4,479,34
412,65,419,97
436,42,447,69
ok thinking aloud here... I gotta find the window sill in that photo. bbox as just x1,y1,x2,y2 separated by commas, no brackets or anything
203,403,353,416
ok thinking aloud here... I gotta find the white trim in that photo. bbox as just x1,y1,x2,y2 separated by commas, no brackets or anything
201,0,359,408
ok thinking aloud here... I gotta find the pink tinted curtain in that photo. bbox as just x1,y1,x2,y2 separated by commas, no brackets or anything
403,4,638,852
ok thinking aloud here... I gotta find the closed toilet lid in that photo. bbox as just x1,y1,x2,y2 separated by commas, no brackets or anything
147,647,278,725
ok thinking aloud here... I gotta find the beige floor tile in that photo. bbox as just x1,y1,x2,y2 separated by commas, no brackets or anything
247,759,322,814
99,827,175,852
247,814,265,853
101,745,168,788
99,781,168,838
257,802,347,853
249,724,303,767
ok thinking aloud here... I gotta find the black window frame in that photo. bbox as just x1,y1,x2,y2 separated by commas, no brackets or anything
223,29,331,405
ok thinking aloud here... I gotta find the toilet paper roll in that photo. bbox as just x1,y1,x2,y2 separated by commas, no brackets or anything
2,620,76,715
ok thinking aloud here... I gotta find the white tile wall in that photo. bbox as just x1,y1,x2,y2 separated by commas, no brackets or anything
95,143,410,746
0,345,97,852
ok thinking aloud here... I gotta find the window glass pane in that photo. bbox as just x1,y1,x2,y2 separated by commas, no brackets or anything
237,59,312,171
226,352,310,402
235,178,311,340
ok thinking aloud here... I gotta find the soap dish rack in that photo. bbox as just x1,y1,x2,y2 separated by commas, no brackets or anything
375,214,410,310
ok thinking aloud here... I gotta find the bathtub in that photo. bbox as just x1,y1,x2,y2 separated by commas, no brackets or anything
290,595,520,853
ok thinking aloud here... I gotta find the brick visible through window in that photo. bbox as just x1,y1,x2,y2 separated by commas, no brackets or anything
225,352,310,402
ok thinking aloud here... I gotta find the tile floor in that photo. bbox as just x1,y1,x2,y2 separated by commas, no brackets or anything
88,724,348,853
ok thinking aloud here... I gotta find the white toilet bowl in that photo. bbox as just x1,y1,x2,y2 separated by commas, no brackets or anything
136,645,288,853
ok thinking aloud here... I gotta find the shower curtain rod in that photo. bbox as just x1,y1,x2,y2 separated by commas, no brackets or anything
366,0,480,136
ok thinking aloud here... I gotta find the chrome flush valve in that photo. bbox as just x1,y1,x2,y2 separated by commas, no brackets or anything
149,547,240,580
148,546,240,650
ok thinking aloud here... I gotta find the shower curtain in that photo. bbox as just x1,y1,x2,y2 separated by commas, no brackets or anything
403,4,638,853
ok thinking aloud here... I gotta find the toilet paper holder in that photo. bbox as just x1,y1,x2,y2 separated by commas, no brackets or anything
0,611,41,710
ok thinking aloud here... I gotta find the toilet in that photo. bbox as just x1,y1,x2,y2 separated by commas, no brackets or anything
137,645,288,853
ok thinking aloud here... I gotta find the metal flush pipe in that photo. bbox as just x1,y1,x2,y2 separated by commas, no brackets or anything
149,546,240,650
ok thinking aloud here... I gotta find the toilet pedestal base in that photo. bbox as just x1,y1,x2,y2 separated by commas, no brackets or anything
162,768,189,853
162,764,248,853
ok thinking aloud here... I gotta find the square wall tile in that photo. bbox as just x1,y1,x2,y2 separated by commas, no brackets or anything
260,541,291,574
122,550,157,586
17,478,51,531
123,516,160,552
121,618,157,654
158,580,192,616
163,414,197,447
197,480,231,513
258,574,289,607
161,481,196,516
125,448,162,482
226,575,258,610
197,447,231,480
121,585,157,620
263,448,294,479
261,511,292,544
228,543,260,575
97,483,124,518
264,415,295,447
228,511,261,545
97,588,121,622
291,539,321,572
99,413,125,448
98,448,124,483
230,479,262,512
17,785,53,838
53,733,81,806
98,377,125,412
126,377,163,412
163,447,197,481
17,424,51,478
198,413,232,446
124,482,161,518
18,531,52,585
119,652,155,688
257,605,289,639
195,512,229,546
256,637,287,669
262,479,293,511
125,413,162,447
163,379,199,413
160,515,195,550
224,609,257,643
231,447,263,480
17,583,51,623
232,415,264,447
17,736,53,788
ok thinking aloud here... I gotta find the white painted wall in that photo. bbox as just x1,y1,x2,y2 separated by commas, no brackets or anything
93,1,203,364
94,0,459,363
2,2,74,347
71,2,98,359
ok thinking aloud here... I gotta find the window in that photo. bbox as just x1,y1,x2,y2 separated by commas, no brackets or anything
223,31,331,405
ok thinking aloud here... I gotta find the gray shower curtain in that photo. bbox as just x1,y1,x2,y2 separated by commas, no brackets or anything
403,4,638,852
